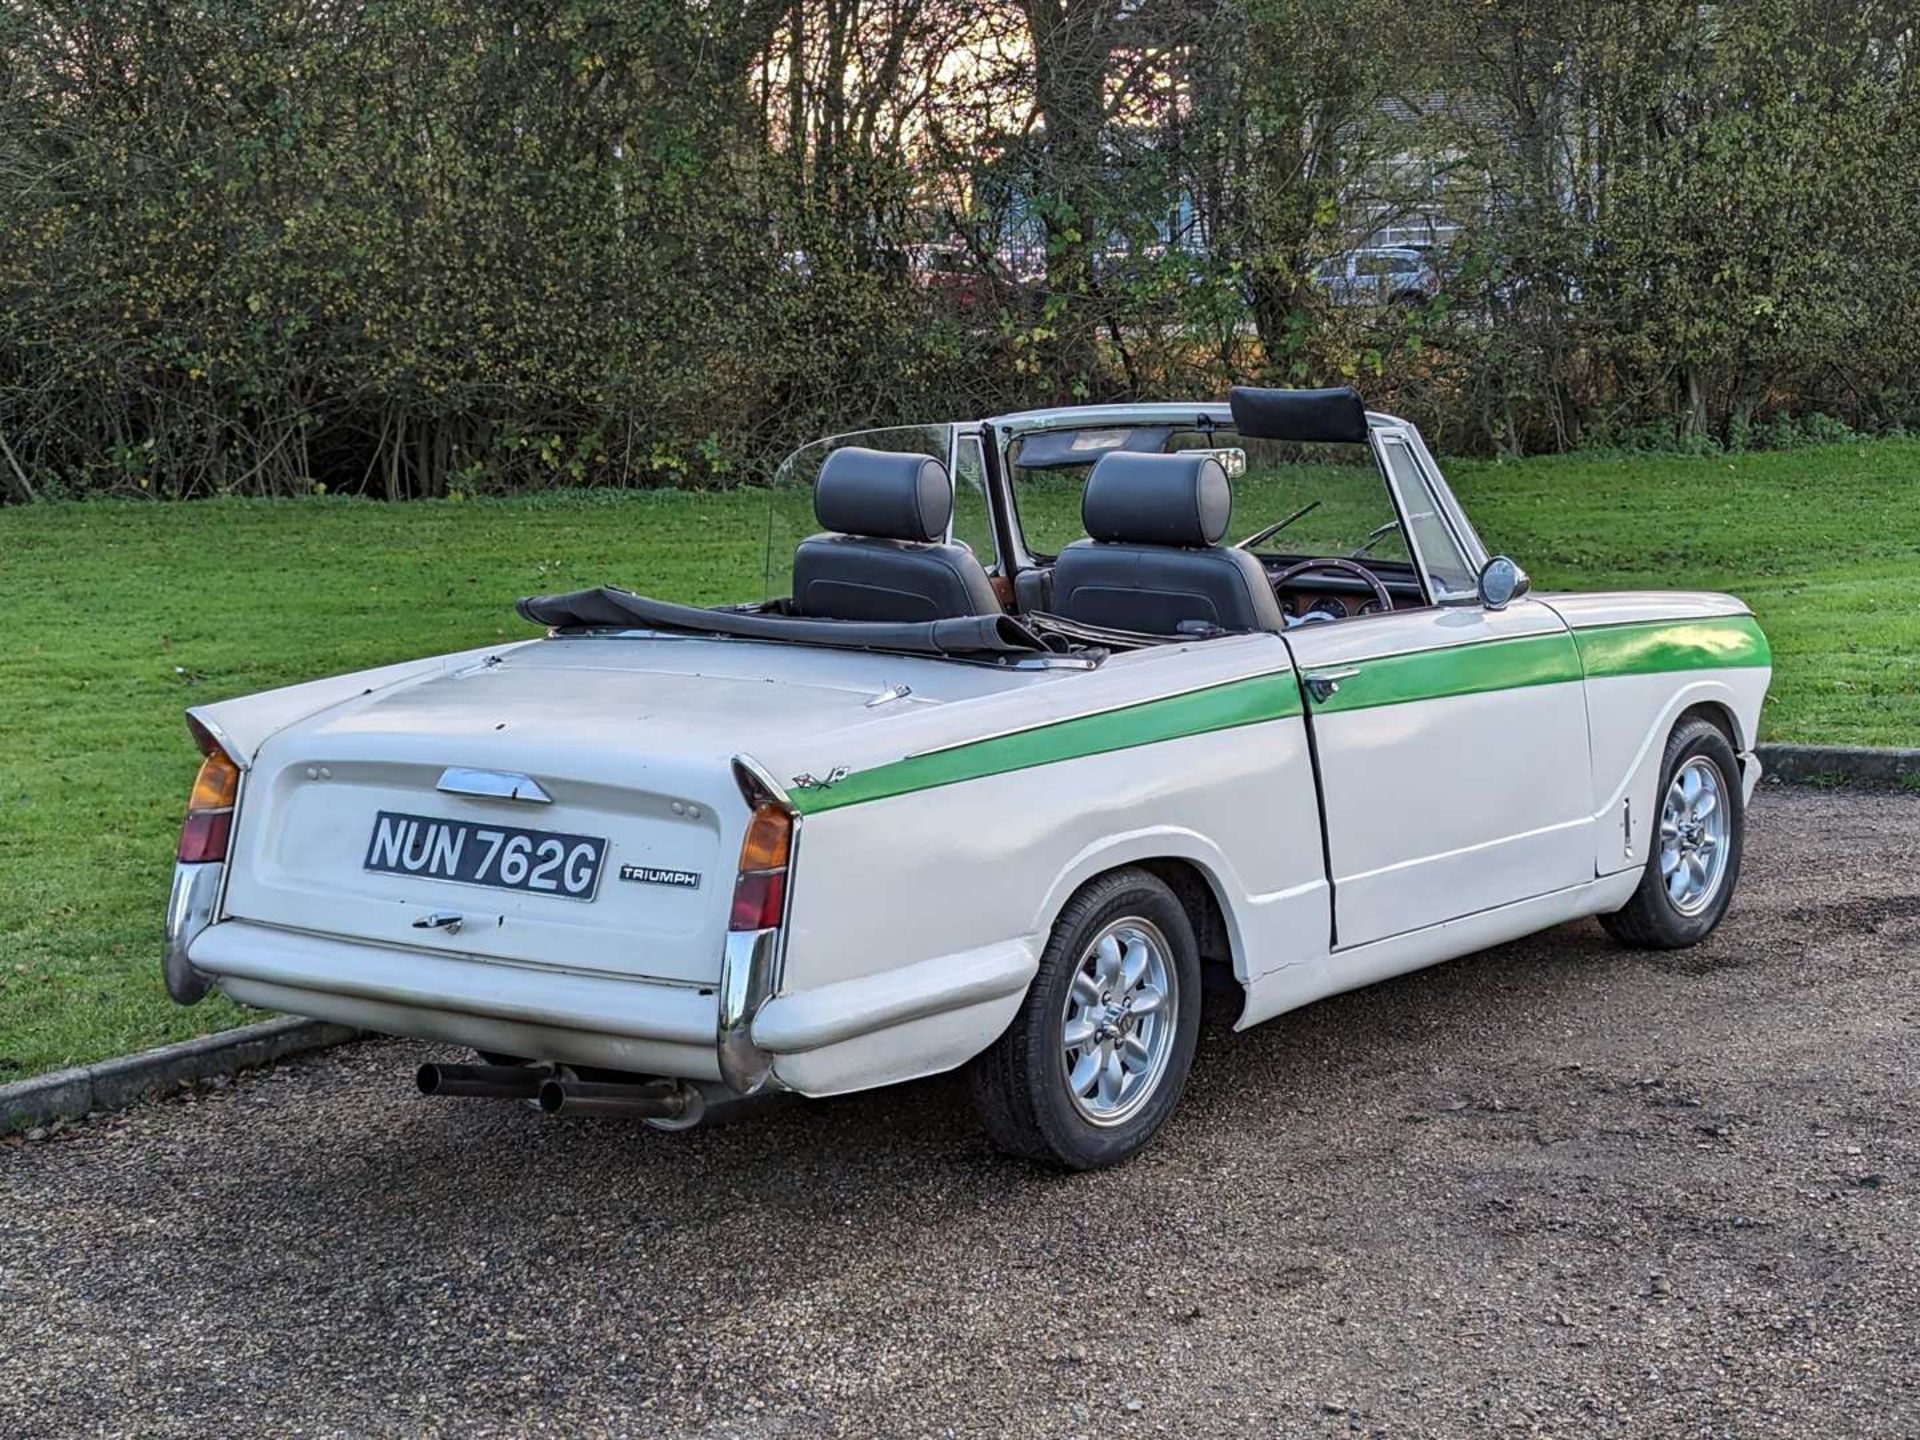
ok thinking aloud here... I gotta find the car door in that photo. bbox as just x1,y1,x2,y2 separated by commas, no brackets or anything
1283,430,1595,951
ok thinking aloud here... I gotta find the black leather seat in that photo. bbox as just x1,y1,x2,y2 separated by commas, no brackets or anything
791,447,1001,623
1049,451,1286,635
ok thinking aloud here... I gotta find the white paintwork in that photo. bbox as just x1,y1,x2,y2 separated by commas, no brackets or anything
751,939,1039,1053
187,643,534,764
220,635,1063,987
769,714,1326,1094
1569,667,1768,876
1282,598,1594,949
1539,590,1753,629
172,405,1775,1113
1533,592,1768,877
750,630,1289,791
1241,867,1643,1027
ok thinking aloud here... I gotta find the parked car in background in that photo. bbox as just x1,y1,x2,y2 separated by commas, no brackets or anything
908,244,1013,314
1313,246,1442,306
162,387,1770,1170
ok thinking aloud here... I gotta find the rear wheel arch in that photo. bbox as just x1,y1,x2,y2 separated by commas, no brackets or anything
1135,857,1238,995
1031,835,1251,990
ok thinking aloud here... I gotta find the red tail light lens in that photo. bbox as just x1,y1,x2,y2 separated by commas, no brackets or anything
177,802,233,864
728,803,792,931
178,720,241,863
728,867,786,931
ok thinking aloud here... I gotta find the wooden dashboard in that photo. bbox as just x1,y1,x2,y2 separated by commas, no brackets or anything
1278,589,1397,620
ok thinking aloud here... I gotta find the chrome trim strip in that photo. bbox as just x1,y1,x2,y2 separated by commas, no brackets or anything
163,861,223,1005
987,400,1406,438
436,767,553,804
716,928,780,1094
544,627,706,642
731,753,793,810
190,921,720,1046
185,707,247,769
1006,653,1101,670
1403,424,1491,571
992,401,1233,438
715,760,799,1094
1367,427,1450,607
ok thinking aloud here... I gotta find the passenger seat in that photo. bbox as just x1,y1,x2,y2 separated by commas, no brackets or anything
791,448,1002,623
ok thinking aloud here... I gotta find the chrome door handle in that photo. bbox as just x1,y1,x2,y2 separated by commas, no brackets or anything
1303,666,1359,703
412,911,465,935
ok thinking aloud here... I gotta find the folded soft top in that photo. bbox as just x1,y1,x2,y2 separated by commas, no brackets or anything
517,586,1062,658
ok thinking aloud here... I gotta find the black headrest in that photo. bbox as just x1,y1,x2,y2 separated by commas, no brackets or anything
813,447,953,543
1228,385,1368,443
1082,452,1231,547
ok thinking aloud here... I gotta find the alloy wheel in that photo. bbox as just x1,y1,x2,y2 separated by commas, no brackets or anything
1059,918,1179,1126
1660,756,1731,916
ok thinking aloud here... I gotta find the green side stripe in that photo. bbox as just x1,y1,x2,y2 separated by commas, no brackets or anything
788,671,1303,815
791,614,1769,814
1307,631,1583,715
1572,615,1771,677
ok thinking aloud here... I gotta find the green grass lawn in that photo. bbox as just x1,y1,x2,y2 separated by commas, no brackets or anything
2,439,1915,1082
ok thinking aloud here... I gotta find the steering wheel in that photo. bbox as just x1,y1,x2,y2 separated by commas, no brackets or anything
1271,557,1394,618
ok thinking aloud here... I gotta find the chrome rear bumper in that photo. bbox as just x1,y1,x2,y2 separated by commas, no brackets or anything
187,920,727,1081
163,862,223,1005
717,928,779,1094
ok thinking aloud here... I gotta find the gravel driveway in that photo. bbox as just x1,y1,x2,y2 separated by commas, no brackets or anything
3,785,1916,1439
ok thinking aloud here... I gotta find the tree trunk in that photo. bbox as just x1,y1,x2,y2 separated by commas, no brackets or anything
1024,0,1117,400
1682,364,1708,438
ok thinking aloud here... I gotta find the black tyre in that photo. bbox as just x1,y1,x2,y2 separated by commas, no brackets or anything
968,867,1202,1170
1599,716,1745,949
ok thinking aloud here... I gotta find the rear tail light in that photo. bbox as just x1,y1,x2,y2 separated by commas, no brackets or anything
178,717,241,863
728,802,792,932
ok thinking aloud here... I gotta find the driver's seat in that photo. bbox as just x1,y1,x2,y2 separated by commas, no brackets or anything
1049,452,1286,636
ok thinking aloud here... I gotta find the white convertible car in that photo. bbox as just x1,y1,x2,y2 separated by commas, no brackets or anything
164,388,1771,1167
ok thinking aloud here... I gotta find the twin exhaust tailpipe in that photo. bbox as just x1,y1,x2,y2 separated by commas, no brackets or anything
415,1062,699,1123
535,1076,693,1121
415,1062,544,1102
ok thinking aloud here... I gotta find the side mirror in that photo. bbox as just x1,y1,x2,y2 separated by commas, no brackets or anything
1190,446,1247,478
1477,555,1530,610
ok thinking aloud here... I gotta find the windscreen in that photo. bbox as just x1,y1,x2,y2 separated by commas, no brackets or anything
1007,428,1415,568
763,424,953,600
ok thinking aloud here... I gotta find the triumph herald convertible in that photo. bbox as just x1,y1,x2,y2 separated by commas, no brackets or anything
163,388,1771,1168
